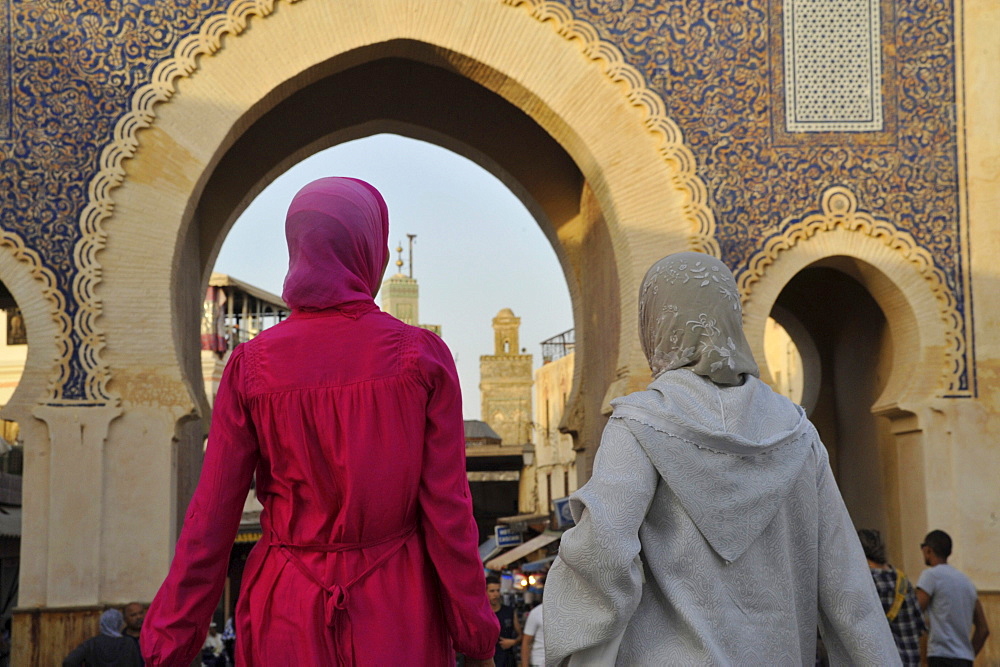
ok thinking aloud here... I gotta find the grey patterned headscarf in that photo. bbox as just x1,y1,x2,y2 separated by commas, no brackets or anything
639,252,758,385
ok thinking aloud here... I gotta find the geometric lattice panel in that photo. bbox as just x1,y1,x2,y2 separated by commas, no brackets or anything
783,0,883,132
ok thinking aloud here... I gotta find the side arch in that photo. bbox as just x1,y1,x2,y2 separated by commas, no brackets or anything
740,186,958,412
0,230,65,416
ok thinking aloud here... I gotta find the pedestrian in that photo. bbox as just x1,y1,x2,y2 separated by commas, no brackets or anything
521,603,544,667
122,602,145,658
487,575,520,666
917,529,990,665
141,177,499,665
858,529,926,665
221,615,235,664
544,252,901,665
64,608,143,667
201,622,226,666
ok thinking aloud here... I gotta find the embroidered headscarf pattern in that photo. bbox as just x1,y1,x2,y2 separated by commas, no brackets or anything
639,251,758,385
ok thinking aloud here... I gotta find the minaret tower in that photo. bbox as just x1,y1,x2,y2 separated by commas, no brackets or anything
479,309,533,445
379,236,441,335
380,239,419,325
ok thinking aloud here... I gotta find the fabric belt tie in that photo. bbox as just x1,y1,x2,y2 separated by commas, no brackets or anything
266,525,416,665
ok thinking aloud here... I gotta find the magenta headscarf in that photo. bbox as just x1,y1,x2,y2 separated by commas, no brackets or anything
281,177,390,311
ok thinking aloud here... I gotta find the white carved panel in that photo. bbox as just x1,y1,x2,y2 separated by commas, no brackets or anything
784,0,883,132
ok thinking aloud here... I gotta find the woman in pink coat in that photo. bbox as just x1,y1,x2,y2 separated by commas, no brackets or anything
141,177,500,665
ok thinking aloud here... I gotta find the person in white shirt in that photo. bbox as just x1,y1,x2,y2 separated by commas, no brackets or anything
521,604,544,667
916,530,990,666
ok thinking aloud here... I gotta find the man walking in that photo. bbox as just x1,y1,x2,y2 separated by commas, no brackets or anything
917,530,990,666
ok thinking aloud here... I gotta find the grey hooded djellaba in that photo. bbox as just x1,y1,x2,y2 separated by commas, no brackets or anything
544,253,899,666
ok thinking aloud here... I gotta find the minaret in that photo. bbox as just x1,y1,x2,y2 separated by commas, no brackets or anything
380,242,419,325
379,236,441,335
479,309,533,445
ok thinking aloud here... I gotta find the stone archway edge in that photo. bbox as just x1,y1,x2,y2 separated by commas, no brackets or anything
58,0,717,406
70,0,292,405
503,0,718,253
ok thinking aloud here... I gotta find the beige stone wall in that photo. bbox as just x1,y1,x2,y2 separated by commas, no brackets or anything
532,351,577,513
480,354,534,446
954,4,1000,652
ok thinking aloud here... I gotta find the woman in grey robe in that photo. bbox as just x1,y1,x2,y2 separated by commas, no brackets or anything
544,252,899,666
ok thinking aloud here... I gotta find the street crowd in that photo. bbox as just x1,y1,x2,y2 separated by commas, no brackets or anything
66,178,987,666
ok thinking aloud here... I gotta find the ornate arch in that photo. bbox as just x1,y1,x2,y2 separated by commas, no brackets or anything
0,229,66,410
70,0,715,404
739,186,964,403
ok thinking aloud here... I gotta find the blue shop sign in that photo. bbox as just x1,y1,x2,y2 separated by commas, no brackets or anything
553,496,575,529
494,525,523,547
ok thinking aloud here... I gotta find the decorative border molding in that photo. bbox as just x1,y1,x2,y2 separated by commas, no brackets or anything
738,186,968,396
502,0,718,255
0,229,70,402
70,0,297,404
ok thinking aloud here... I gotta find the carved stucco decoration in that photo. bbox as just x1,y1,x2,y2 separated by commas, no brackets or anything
738,185,964,395
503,0,719,255
71,0,300,405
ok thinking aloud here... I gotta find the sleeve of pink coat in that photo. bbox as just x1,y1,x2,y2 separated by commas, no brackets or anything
416,330,501,660
141,345,260,666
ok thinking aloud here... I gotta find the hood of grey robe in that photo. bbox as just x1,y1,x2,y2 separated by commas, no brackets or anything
609,368,817,564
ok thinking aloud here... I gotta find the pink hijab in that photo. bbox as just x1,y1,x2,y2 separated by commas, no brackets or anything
281,177,390,311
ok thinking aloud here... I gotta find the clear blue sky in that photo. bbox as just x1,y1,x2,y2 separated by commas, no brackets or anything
214,134,573,419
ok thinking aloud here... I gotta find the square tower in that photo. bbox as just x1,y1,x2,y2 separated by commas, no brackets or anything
480,308,533,446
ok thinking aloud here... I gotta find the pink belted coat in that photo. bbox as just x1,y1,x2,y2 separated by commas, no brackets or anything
141,178,499,665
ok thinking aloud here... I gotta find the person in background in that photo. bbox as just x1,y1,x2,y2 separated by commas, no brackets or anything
140,178,498,665
544,252,900,665
521,603,544,667
123,602,145,660
201,622,226,667
487,575,520,666
858,529,925,665
917,529,990,666
64,608,143,667
221,615,235,664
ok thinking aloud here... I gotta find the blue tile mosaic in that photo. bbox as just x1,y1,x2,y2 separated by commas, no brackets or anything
0,0,973,399
0,1,9,141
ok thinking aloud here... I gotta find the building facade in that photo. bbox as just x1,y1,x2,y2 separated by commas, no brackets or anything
0,1,997,662
530,345,576,516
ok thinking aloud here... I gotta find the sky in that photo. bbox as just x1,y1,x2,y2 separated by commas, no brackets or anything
214,134,574,419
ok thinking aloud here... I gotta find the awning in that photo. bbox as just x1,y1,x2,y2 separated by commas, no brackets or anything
479,536,503,563
486,531,561,571
497,513,549,525
521,555,557,573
